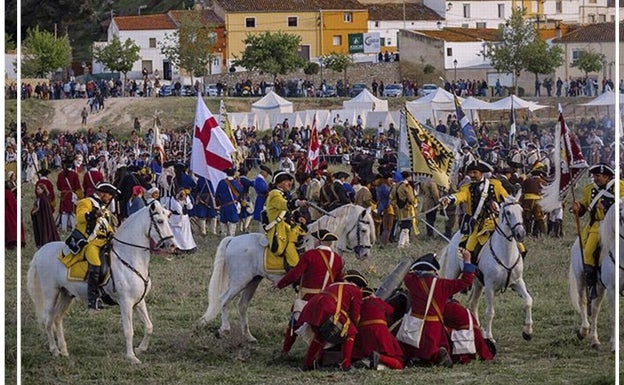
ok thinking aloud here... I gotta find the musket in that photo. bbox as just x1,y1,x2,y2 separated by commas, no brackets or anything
307,201,336,218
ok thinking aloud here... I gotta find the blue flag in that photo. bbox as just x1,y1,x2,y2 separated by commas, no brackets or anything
453,94,477,147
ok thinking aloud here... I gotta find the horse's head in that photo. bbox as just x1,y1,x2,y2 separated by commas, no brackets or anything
499,193,525,242
148,201,178,253
347,206,375,260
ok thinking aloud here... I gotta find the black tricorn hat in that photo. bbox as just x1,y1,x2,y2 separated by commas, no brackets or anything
272,171,294,184
588,163,614,177
95,182,121,196
344,269,369,288
410,253,440,272
311,229,338,242
333,171,350,180
260,165,273,176
465,159,493,173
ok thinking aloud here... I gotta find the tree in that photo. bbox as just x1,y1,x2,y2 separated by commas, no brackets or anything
232,31,305,82
303,62,320,77
321,52,353,95
159,10,219,87
21,26,72,78
523,38,564,83
482,7,535,94
572,50,603,78
92,34,140,96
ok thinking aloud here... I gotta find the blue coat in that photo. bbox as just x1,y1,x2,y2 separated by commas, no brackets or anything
253,174,269,221
238,176,254,219
215,177,243,223
192,176,217,219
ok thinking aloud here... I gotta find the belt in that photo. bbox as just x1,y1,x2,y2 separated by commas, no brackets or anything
221,200,236,207
299,287,322,298
358,319,387,328
410,312,439,322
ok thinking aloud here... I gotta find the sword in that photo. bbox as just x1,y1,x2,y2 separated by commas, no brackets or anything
307,201,335,218
420,218,451,243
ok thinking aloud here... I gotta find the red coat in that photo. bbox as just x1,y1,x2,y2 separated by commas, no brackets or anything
56,170,81,213
353,296,404,361
35,177,55,212
443,300,493,362
297,282,362,338
277,246,344,300
401,266,475,363
82,168,104,197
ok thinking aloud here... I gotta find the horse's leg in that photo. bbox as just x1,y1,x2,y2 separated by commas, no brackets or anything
577,276,590,340
217,279,254,338
588,288,605,349
511,279,533,341
467,280,484,325
481,285,496,342
607,287,616,353
238,277,263,343
43,291,62,357
119,299,141,364
134,300,154,353
53,292,74,357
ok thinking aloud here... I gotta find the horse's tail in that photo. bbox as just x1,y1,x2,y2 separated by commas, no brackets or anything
200,236,233,326
27,254,45,326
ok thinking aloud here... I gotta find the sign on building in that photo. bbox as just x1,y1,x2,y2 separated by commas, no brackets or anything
363,32,381,53
348,33,364,53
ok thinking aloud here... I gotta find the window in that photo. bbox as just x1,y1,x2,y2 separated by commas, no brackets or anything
149,38,156,48
588,14,595,23
463,4,470,18
461,23,469,28
141,60,153,74
374,21,379,27
287,16,298,27
598,14,606,22
571,50,581,64
344,12,352,22
447,47,453,56
333,35,342,46
476,22,486,28
555,1,562,13
245,17,256,28
497,4,505,18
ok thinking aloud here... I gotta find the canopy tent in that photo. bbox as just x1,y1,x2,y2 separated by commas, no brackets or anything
579,90,617,106
251,91,294,114
363,111,398,129
405,87,466,125
343,89,389,112
461,96,495,110
487,95,548,112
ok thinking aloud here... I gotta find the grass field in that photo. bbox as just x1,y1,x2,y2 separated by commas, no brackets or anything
11,166,618,385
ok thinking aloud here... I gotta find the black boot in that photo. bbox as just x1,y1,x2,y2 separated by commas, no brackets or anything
583,264,598,300
87,265,102,311
556,220,563,238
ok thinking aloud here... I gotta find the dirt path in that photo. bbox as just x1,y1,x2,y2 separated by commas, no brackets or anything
49,98,141,132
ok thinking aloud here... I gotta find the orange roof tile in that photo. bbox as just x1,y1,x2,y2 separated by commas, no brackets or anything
367,3,443,21
216,0,366,12
552,22,618,43
113,14,177,31
415,27,501,42
167,10,224,27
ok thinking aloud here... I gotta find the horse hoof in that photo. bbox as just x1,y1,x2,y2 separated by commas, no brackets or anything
127,356,142,365
59,349,69,357
245,336,258,344
522,332,532,341
576,329,587,340
591,342,601,351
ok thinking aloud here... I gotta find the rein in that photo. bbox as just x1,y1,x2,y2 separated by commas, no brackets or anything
344,212,372,253
111,246,150,306
488,201,523,292
494,202,523,241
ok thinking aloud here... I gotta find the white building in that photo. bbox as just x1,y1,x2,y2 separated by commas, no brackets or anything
423,0,511,29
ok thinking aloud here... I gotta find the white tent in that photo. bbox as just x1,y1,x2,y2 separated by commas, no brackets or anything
405,87,465,124
579,90,616,106
364,111,397,129
251,91,294,114
461,96,494,110
343,89,388,112
487,95,548,111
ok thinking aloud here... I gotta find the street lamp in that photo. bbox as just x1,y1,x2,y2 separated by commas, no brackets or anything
138,5,147,15
453,59,458,82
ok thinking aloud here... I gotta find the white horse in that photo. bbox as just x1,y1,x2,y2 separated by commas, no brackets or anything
27,202,178,364
440,192,533,342
569,198,620,352
199,204,375,342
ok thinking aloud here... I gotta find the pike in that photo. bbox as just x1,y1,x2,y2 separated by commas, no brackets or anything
307,201,335,218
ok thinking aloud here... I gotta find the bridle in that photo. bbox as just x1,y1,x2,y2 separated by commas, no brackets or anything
345,209,373,256
488,200,523,292
109,206,175,305
494,201,524,242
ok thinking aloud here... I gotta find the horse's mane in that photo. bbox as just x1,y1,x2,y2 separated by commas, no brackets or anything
599,199,619,245
116,201,163,240
306,203,375,248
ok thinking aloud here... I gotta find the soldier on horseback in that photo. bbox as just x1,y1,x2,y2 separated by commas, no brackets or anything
439,160,523,261
572,163,623,299
64,181,120,311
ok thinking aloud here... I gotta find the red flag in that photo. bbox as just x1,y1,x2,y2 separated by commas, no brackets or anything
190,94,236,187
306,113,320,173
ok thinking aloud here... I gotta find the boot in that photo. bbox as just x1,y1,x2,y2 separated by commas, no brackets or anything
209,218,217,235
220,222,228,237
87,265,102,311
547,220,554,236
228,223,237,237
60,213,69,233
200,219,207,235
556,220,563,237
584,264,598,300
397,229,408,249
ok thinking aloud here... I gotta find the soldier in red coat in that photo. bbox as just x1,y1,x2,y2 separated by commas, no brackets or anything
443,299,495,364
35,168,56,213
296,270,368,371
274,229,345,355
56,159,83,233
83,159,104,198
402,251,475,367
353,288,405,370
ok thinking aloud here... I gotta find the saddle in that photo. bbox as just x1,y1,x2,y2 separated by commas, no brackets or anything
58,243,114,288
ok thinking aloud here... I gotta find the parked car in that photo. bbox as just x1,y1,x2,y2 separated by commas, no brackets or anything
350,83,368,97
419,83,438,96
383,83,403,97
180,85,197,97
158,85,173,97
205,83,218,97
317,84,336,97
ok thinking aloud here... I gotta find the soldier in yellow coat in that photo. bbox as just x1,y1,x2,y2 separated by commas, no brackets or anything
440,160,510,259
66,182,120,311
265,171,308,270
572,163,623,299
390,171,418,249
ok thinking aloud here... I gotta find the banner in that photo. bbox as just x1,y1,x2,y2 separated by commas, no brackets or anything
348,33,364,54
363,32,381,53
306,113,320,172
453,94,478,147
405,110,456,190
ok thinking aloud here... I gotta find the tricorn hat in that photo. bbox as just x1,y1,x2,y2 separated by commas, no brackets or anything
410,253,440,272
95,182,121,196
311,229,338,242
333,171,350,180
260,165,273,176
589,163,614,177
344,269,369,288
465,159,493,173
272,171,294,185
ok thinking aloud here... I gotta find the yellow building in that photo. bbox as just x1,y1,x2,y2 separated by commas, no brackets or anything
211,0,368,65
